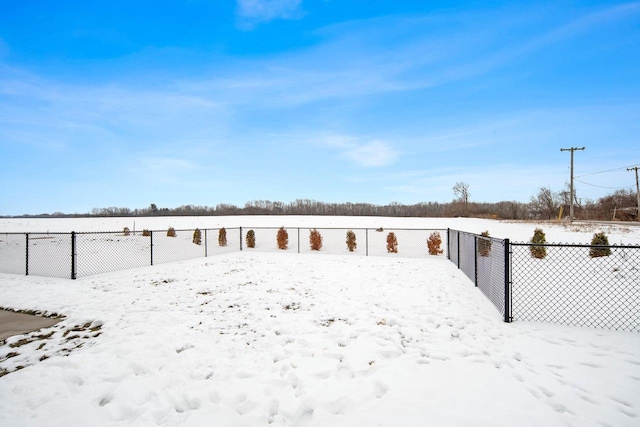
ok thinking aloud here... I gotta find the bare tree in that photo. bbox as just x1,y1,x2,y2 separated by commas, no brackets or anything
530,187,560,219
453,182,470,216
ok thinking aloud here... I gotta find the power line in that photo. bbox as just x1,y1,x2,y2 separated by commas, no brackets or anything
575,163,640,178
574,178,633,190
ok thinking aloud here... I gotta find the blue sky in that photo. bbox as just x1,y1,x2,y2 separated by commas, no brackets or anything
1,0,639,215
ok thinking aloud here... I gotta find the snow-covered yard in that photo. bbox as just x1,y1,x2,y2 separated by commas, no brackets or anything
1,217,639,426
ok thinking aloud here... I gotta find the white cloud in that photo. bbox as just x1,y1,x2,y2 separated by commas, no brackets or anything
344,140,399,167
236,0,304,28
314,135,399,168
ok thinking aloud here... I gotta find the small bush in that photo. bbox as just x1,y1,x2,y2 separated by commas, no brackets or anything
193,228,202,245
309,229,323,251
386,232,398,253
218,228,227,247
142,229,151,237
277,227,288,250
530,228,547,259
346,230,357,252
427,231,443,255
246,230,256,248
478,230,491,257
167,227,176,237
589,232,611,258
123,227,130,236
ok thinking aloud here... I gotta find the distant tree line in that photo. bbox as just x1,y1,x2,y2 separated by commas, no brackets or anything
529,187,638,221
5,188,636,221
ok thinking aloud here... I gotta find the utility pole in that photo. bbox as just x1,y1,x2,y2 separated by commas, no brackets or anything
628,166,640,221
560,147,585,222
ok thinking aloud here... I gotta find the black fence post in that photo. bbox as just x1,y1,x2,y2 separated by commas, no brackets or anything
204,229,208,257
25,233,29,276
504,238,511,323
71,231,76,280
240,227,243,251
150,230,154,266
366,229,369,256
474,235,478,287
457,231,460,268
446,228,450,260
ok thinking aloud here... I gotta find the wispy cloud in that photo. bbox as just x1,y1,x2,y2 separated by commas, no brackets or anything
318,135,399,167
236,0,304,29
178,2,640,110
344,140,398,167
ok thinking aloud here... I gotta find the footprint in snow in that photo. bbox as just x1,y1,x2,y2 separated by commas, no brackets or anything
313,370,332,379
379,348,403,359
579,361,602,368
326,396,353,415
336,365,354,380
293,402,315,426
373,381,389,398
96,394,113,407
236,399,256,416
267,400,279,424
548,401,573,415
609,395,634,408
288,371,300,389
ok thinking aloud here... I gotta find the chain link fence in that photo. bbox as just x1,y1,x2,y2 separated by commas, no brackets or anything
3,225,638,331
0,233,27,275
0,227,446,279
448,229,640,332
511,242,640,332
448,230,510,321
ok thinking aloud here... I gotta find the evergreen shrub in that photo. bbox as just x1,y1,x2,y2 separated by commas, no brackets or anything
193,228,202,245
346,230,357,252
530,228,547,259
277,227,288,250
386,232,398,253
589,232,612,258
478,230,491,257
309,229,323,251
218,228,227,247
427,232,443,255
246,230,256,248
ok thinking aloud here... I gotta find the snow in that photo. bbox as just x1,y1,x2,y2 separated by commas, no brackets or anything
1,216,639,426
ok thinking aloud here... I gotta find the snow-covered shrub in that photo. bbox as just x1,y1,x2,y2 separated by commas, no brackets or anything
123,227,130,236
478,230,491,257
193,228,202,245
427,232,443,255
309,229,322,251
346,230,357,252
530,228,547,259
277,227,288,250
386,232,398,253
589,232,611,258
246,230,256,248
218,228,227,247
142,229,151,237
167,227,176,237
